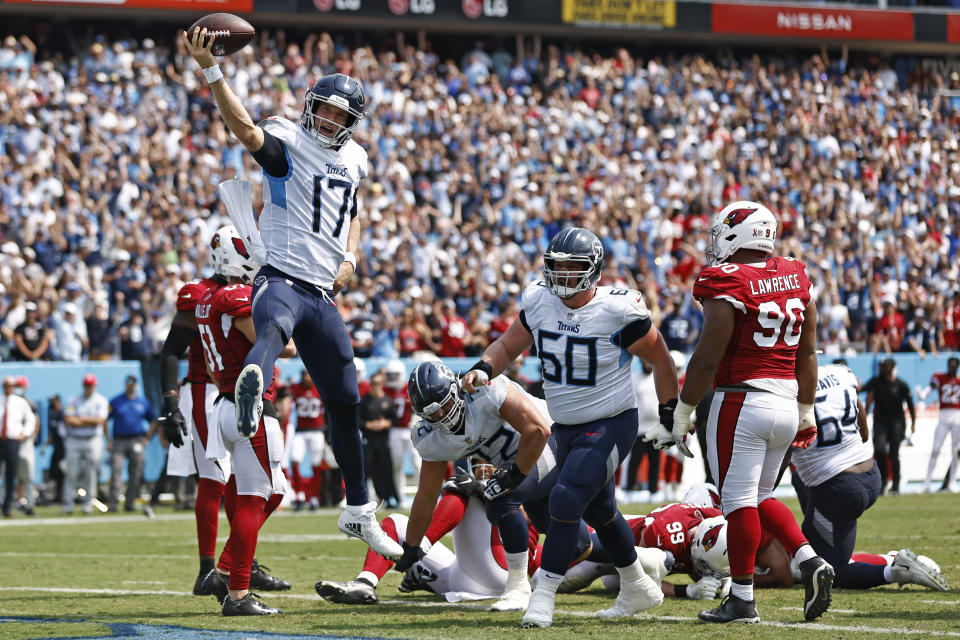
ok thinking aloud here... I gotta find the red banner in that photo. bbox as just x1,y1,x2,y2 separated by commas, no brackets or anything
712,3,914,41
3,0,252,10
949,14,960,43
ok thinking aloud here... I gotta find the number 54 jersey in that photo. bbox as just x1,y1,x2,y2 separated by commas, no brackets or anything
520,281,651,425
693,257,812,399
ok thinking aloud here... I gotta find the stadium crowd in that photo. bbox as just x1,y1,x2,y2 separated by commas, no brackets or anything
1,30,959,364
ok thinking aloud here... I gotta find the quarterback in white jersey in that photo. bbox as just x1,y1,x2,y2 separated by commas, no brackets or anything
183,29,401,561
395,361,553,612
462,227,678,627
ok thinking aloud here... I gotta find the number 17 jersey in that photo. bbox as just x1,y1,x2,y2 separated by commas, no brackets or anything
257,116,367,289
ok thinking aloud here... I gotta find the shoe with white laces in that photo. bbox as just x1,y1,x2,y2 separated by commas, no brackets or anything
235,364,264,438
337,501,403,559
520,588,555,628
490,577,531,611
892,549,950,591
596,571,663,618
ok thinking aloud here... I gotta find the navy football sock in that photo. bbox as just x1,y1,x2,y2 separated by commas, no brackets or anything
540,519,581,575
836,562,887,589
592,513,638,568
325,402,367,506
495,509,530,555
243,323,285,386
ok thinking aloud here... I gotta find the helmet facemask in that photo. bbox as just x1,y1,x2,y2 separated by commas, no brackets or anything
413,382,466,435
301,92,363,149
543,255,600,299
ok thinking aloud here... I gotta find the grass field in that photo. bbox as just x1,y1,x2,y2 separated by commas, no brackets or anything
1,494,958,640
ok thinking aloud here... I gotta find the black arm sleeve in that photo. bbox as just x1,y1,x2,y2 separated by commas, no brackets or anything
611,317,653,348
160,324,195,394
518,310,532,335
251,128,289,179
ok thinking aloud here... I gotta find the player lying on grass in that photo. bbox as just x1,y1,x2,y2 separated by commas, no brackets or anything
316,458,560,604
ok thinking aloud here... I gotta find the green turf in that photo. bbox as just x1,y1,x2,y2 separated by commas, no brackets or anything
0,494,958,639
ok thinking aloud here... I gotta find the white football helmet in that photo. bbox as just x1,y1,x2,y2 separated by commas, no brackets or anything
691,516,730,577
384,359,406,390
707,200,777,265
210,225,260,283
683,483,722,510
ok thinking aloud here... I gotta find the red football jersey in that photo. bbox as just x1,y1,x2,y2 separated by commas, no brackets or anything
693,257,812,387
195,283,254,394
628,503,722,575
932,373,960,410
176,278,219,384
290,382,325,430
384,385,412,428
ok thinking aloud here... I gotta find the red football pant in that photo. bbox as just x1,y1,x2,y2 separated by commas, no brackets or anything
758,497,807,555
222,493,282,591
726,506,762,577
196,478,226,560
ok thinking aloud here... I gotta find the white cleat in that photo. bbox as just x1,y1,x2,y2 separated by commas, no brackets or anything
596,572,663,618
520,589,555,628
490,580,531,611
337,501,403,559
892,549,950,591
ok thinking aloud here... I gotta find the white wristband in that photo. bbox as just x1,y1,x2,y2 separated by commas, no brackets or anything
202,64,223,84
343,251,357,270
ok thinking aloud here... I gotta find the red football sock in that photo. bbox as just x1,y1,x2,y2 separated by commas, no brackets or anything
224,475,238,523
195,478,225,559
291,465,304,498
424,493,467,543
311,466,325,502
361,515,400,579
726,506,762,577
225,494,267,591
758,498,808,555
851,552,889,566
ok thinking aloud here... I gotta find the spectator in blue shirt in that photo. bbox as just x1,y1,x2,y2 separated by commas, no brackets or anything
107,375,156,513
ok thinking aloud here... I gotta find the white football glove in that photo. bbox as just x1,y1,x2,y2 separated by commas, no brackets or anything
643,423,675,450
686,574,722,600
672,400,696,458
718,576,732,599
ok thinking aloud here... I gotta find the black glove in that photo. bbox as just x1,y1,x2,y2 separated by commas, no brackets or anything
659,398,678,433
442,472,486,500
160,394,188,448
393,541,425,573
482,464,527,501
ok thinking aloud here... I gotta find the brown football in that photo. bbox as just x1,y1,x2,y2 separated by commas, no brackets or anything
186,13,255,57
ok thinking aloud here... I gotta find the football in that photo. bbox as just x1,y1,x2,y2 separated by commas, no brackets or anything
186,13,255,57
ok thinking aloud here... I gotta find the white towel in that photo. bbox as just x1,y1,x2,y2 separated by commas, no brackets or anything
218,178,267,264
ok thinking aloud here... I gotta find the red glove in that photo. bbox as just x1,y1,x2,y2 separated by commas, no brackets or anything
792,426,817,449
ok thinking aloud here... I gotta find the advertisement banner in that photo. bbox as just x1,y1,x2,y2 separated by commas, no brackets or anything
712,3,914,42
562,0,676,29
299,0,517,20
3,0,253,10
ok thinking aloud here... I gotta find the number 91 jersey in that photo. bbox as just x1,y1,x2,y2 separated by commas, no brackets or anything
791,364,871,487
521,281,649,425
693,256,812,398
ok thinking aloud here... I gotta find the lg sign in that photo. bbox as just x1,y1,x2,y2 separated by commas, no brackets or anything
463,0,508,18
313,0,361,10
389,0,435,15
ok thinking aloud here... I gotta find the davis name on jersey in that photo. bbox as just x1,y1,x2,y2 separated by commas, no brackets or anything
693,256,812,398
521,281,649,424
177,277,219,384
791,363,872,487
258,116,368,289
932,373,960,410
411,376,552,472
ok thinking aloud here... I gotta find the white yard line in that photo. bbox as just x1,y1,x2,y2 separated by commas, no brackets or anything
2,587,958,637
780,606,855,614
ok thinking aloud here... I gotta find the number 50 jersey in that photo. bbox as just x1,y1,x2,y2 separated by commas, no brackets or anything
693,256,812,399
258,116,367,290
791,364,872,487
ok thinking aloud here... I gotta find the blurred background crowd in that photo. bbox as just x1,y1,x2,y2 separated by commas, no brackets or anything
1,28,959,365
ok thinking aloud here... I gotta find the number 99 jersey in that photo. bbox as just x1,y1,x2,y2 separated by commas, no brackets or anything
520,281,651,425
791,363,872,487
693,256,812,399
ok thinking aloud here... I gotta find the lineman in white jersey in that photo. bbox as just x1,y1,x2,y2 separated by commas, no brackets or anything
462,227,679,627
183,29,400,559
790,361,946,591
390,361,582,612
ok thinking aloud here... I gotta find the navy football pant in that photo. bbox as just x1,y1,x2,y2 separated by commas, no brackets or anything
246,265,367,505
792,463,885,588
540,409,640,575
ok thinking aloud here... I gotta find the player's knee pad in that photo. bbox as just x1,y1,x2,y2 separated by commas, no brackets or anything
549,482,588,522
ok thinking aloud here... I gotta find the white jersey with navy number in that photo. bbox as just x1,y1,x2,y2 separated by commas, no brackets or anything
792,364,872,486
257,116,367,289
411,376,553,475
521,281,648,424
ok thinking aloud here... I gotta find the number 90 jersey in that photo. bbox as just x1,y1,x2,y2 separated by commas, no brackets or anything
412,376,552,470
257,116,367,290
693,257,812,398
521,281,650,425
791,364,872,487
